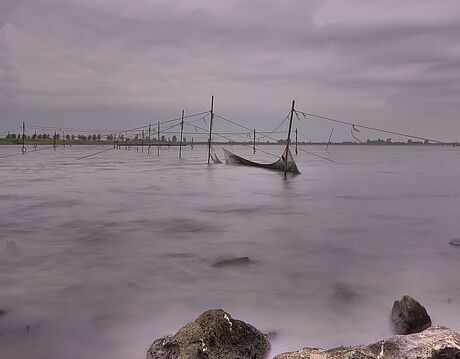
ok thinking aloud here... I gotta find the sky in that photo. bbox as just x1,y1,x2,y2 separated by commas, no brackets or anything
1,0,460,141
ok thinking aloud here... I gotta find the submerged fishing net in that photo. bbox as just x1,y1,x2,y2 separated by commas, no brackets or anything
210,145,222,164
222,146,300,174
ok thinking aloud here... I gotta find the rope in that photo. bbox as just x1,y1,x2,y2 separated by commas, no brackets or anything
294,146,335,162
297,111,445,144
0,145,57,159
214,113,290,140
188,121,280,158
76,147,114,160
215,112,336,163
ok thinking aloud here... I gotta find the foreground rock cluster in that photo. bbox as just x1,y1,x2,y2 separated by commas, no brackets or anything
147,296,460,359
147,309,270,359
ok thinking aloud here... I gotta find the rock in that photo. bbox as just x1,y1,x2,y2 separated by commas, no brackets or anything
274,325,460,359
449,239,460,247
332,283,358,303
212,257,252,268
146,309,270,359
392,295,432,335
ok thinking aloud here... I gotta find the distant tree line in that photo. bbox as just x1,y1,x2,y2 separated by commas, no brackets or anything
4,132,110,141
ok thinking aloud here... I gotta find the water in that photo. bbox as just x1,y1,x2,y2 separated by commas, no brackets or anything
0,144,459,359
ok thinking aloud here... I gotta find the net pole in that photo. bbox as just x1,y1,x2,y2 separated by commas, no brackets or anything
21,122,26,154
207,95,214,164
157,121,160,156
148,125,151,154
253,128,256,154
179,110,184,159
295,128,298,155
284,100,295,178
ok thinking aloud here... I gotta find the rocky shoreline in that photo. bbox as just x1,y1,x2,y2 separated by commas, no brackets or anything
147,296,460,359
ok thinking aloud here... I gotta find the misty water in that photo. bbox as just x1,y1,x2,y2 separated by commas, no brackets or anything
1,144,459,359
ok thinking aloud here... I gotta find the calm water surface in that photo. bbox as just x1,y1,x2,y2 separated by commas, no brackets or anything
0,144,459,358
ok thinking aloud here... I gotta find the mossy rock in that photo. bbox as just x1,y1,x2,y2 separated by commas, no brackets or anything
147,309,270,359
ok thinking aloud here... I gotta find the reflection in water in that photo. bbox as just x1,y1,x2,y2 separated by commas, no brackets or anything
0,145,460,358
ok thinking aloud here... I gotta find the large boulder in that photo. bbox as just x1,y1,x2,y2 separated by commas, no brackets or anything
146,309,270,359
274,325,460,359
392,295,432,335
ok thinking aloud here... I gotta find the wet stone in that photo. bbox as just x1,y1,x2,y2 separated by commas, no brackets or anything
274,326,460,359
392,295,432,335
449,239,460,247
211,257,252,268
146,309,270,359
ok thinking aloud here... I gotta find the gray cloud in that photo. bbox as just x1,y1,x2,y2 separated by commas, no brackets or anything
0,0,460,140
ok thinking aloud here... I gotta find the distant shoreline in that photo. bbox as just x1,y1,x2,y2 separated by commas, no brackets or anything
0,139,457,147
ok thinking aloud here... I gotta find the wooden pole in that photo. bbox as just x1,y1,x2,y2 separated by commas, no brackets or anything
253,128,256,154
325,128,334,152
191,137,194,150
284,100,295,178
53,131,57,150
207,95,214,164
21,122,26,154
295,128,298,155
157,121,160,156
141,130,144,152
63,131,65,149
179,110,184,159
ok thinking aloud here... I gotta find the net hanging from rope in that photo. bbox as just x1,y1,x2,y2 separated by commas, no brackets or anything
210,144,222,164
222,146,299,174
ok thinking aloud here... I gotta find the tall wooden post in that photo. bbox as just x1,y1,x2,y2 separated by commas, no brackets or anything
141,130,144,152
207,95,214,164
53,131,57,150
253,128,256,154
157,121,160,156
191,137,194,150
179,110,184,159
284,100,295,178
295,128,298,155
21,122,26,154
63,131,65,149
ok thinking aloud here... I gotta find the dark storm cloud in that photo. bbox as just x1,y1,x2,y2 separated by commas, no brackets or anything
0,0,459,139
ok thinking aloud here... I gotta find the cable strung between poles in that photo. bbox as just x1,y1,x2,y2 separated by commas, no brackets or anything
0,145,57,159
214,113,290,140
76,147,114,160
296,111,445,144
294,146,335,162
186,121,280,158
214,111,335,164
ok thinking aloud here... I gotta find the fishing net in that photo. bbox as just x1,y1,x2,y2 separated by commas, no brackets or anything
210,145,222,164
223,146,299,174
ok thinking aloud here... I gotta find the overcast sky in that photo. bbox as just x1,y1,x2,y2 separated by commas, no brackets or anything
1,0,460,141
